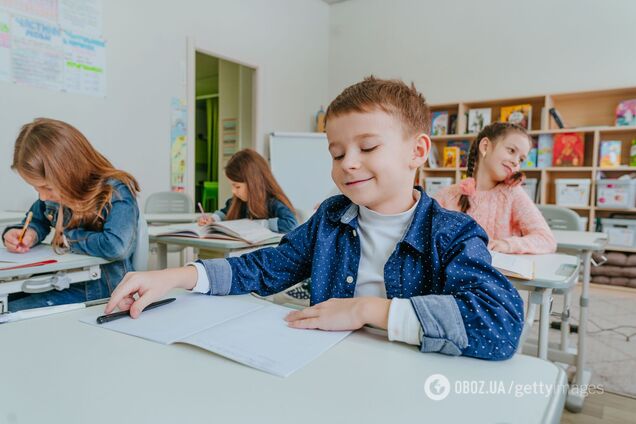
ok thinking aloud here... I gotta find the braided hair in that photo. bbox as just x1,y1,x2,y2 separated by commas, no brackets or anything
458,122,530,213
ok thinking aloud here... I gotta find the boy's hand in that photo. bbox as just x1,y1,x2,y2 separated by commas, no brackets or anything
105,267,198,318
285,297,390,331
488,239,510,253
3,228,37,253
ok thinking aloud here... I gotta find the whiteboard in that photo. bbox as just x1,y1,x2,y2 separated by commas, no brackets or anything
269,132,337,216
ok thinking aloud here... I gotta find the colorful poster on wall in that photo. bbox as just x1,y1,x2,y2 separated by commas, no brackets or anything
0,0,57,22
171,97,187,192
59,0,101,36
11,14,63,90
0,10,10,81
62,29,105,96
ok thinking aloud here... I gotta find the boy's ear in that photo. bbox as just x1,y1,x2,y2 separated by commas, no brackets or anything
411,133,430,169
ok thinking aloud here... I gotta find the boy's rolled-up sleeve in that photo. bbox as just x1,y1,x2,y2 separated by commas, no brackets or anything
411,219,524,360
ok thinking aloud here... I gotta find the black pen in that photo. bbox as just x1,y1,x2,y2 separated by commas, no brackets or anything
96,297,176,324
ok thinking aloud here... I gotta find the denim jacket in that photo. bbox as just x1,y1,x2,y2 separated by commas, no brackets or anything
198,187,524,360
214,197,298,233
3,179,139,300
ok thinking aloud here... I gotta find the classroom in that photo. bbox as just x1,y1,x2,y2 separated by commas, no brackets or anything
1,1,635,423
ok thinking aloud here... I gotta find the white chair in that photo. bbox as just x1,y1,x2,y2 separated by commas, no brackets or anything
536,205,581,352
132,211,149,271
145,192,194,266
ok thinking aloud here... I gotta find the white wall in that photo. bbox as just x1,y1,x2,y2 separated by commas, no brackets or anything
328,0,636,104
0,0,330,211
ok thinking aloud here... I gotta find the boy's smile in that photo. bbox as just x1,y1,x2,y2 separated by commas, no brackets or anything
326,109,429,214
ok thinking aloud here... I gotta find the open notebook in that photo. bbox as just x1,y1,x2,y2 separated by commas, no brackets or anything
490,251,535,280
152,219,282,244
81,294,350,377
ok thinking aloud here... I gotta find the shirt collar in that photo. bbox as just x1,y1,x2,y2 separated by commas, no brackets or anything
326,187,433,253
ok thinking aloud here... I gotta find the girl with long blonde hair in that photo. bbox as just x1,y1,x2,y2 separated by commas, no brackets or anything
3,118,141,311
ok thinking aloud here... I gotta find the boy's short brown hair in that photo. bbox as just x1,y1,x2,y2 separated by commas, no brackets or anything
325,76,430,136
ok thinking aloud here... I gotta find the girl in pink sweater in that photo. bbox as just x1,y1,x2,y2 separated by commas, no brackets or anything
434,122,556,254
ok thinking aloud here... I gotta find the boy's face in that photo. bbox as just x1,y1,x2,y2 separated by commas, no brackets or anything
326,109,429,214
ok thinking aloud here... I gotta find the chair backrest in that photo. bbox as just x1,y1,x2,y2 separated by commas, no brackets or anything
144,191,194,214
537,205,582,231
131,209,149,271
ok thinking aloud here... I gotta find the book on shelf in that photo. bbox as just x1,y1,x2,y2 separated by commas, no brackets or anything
616,99,636,126
446,140,470,167
431,111,449,136
500,104,532,130
449,113,458,135
631,139,636,167
549,107,565,128
599,140,622,168
443,146,460,168
521,137,537,169
537,134,554,168
152,219,282,245
490,251,534,280
553,132,585,167
467,108,491,133
428,143,440,168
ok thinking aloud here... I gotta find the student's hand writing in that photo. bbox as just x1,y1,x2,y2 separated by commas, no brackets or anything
488,239,510,253
3,228,37,253
285,297,390,331
197,215,214,226
105,267,198,318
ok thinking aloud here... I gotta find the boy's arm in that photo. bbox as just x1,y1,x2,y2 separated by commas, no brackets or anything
194,216,316,296
411,219,524,360
65,187,139,261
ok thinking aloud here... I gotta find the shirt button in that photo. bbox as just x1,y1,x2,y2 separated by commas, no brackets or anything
346,276,354,283
352,229,357,237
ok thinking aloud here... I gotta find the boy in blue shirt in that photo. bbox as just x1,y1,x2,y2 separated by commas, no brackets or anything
107,77,523,360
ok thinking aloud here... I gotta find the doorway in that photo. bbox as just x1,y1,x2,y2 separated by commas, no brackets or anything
194,51,255,213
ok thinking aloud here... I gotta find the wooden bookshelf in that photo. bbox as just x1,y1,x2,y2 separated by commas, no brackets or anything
421,86,636,252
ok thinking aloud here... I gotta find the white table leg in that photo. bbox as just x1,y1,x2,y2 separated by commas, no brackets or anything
560,290,571,351
538,288,553,360
566,250,592,412
157,243,168,270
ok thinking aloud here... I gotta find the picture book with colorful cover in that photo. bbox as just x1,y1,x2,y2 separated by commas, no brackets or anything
448,113,458,134
443,146,460,168
553,133,585,167
446,140,470,167
616,99,636,126
431,111,449,136
520,138,537,168
537,134,554,168
500,104,533,130
467,108,491,133
599,140,622,168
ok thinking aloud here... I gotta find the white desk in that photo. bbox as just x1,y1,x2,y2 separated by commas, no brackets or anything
0,252,109,312
144,213,200,224
149,229,282,269
550,230,608,412
511,253,580,361
0,298,567,424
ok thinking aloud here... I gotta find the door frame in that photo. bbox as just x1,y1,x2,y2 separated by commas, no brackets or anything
185,36,261,202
